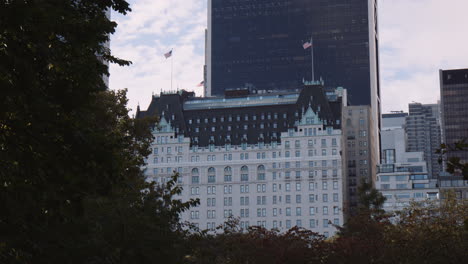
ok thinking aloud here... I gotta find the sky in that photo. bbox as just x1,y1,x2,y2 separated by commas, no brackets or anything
109,0,468,115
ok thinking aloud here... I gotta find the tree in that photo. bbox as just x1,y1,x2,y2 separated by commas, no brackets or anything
187,221,327,264
1,1,197,263
330,179,389,263
437,140,468,180
382,192,468,264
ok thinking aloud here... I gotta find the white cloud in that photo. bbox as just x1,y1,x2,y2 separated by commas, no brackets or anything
379,0,468,113
109,0,207,115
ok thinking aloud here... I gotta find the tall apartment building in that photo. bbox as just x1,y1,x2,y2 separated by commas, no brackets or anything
405,103,442,179
439,68,468,199
137,84,346,236
377,113,439,212
342,106,378,215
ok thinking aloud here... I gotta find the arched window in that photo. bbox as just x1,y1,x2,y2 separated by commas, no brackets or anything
257,165,266,180
208,167,216,183
224,166,232,182
191,168,199,184
241,166,249,182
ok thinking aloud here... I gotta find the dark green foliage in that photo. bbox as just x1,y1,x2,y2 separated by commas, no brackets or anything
0,1,198,263
187,221,328,264
437,140,468,180
330,179,389,263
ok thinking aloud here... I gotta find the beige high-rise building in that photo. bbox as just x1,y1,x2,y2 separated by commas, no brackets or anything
342,106,378,216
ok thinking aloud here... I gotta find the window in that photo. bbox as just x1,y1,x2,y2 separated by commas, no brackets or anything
224,185,232,194
322,149,327,156
285,151,290,157
380,175,390,182
322,182,328,190
190,187,199,195
396,184,408,189
207,186,216,195
240,184,249,193
310,219,316,228
224,209,233,218
241,166,249,181
208,167,216,183
285,183,291,191
224,166,232,182
332,169,338,177
322,170,328,178
333,193,339,202
332,138,337,146
333,181,338,190
286,195,291,204
323,219,329,228
191,168,199,184
296,207,302,216
296,182,301,191
295,140,300,148
296,194,301,203
381,184,390,190
395,175,406,181
286,207,291,216
309,194,315,203
323,194,328,202
309,207,315,215
309,182,315,191
334,206,339,215
257,165,266,180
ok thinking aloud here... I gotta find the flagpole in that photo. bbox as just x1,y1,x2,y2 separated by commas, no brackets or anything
170,49,173,91
310,36,314,82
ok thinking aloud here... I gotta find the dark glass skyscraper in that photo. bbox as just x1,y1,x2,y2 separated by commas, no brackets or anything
206,0,380,110
440,68,468,165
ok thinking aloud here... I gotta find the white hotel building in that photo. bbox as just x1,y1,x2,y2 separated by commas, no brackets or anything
137,84,346,237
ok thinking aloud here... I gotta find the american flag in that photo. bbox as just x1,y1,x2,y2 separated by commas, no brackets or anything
164,50,172,58
303,42,312,50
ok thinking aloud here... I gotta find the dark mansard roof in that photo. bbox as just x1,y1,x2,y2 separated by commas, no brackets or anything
137,84,343,147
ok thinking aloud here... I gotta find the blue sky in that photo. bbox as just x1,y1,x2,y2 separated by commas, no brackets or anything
110,0,468,115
